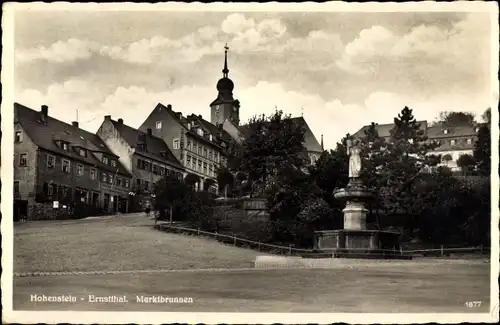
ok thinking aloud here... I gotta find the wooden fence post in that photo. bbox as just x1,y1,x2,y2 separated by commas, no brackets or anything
197,228,200,236
258,242,261,251
400,247,403,256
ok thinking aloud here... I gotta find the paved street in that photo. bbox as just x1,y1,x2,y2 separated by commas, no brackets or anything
13,215,491,313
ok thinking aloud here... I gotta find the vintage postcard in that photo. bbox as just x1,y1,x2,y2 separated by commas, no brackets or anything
1,1,499,324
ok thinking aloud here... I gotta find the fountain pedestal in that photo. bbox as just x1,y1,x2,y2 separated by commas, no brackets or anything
313,179,410,259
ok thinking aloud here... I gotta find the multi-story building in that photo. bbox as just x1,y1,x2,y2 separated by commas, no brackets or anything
138,104,230,193
352,121,484,171
96,115,185,202
14,103,133,220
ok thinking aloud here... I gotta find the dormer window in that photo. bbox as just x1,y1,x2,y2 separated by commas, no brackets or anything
79,148,86,157
209,134,213,141
62,142,69,151
197,128,203,136
156,121,162,129
187,122,191,130
450,139,456,145
475,127,480,132
137,143,146,152
15,131,23,143
102,156,109,164
111,160,117,168
443,129,448,134
467,138,472,144
173,139,180,150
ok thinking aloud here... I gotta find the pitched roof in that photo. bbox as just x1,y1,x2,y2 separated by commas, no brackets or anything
14,103,131,176
352,121,428,139
237,116,323,152
353,120,482,142
110,119,183,170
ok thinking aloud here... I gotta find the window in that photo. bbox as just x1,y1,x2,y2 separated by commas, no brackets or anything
160,167,165,176
125,179,130,188
186,156,191,167
197,128,203,136
215,152,219,162
108,175,114,184
77,164,84,176
193,158,197,170
443,129,448,135
198,160,202,170
144,180,149,189
101,172,108,183
203,148,207,158
90,168,97,180
46,155,55,169
475,127,480,132
102,156,109,164
209,151,213,160
187,140,192,150
44,182,54,196
62,142,69,151
173,139,180,150
136,178,141,186
156,121,162,129
15,131,23,143
144,161,150,171
111,160,116,168
450,139,456,145
203,162,207,174
19,153,27,167
467,138,472,144
198,145,202,154
79,148,86,157
209,134,213,141
14,181,20,194
62,159,70,173
152,164,158,174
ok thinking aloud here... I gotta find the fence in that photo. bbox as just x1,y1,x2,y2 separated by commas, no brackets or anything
155,222,491,258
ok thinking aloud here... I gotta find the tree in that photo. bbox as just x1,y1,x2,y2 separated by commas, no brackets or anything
153,174,192,222
442,154,453,166
237,110,309,195
481,107,491,125
456,154,476,175
473,125,491,176
216,167,234,197
360,107,439,227
437,111,475,126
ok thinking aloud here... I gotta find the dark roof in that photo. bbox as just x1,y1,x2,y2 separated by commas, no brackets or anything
110,119,183,170
426,123,483,139
352,121,428,139
237,116,323,152
14,103,131,176
188,114,233,144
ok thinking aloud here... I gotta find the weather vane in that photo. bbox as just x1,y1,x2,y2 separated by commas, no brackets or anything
224,43,229,51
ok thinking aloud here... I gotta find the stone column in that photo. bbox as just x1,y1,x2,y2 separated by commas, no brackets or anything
343,200,368,230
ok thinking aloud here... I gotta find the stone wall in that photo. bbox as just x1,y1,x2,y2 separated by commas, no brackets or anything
29,202,73,221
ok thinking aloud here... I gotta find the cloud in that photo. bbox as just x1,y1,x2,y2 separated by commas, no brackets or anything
16,39,101,63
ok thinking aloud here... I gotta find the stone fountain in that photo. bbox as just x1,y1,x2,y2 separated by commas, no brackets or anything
313,138,410,259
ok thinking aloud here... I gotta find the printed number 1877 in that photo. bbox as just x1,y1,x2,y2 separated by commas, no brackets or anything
465,301,482,308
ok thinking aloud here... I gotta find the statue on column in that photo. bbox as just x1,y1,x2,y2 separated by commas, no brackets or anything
346,138,362,180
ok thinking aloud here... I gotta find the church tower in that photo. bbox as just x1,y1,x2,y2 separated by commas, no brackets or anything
210,44,240,126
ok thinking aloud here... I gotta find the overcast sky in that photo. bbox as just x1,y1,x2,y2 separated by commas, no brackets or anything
13,5,496,149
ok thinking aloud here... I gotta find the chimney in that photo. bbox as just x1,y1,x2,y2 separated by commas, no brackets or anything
118,118,123,125
175,112,182,119
147,128,152,136
104,115,111,121
40,105,48,123
72,121,79,128
198,114,202,119
167,104,172,110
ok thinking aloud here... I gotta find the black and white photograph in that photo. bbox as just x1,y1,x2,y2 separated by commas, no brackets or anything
1,1,499,324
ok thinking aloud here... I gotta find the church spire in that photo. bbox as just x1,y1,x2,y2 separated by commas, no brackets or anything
222,43,229,78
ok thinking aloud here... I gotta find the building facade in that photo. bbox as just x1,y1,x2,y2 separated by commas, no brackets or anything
14,103,133,220
352,121,484,171
138,104,230,193
96,116,185,210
